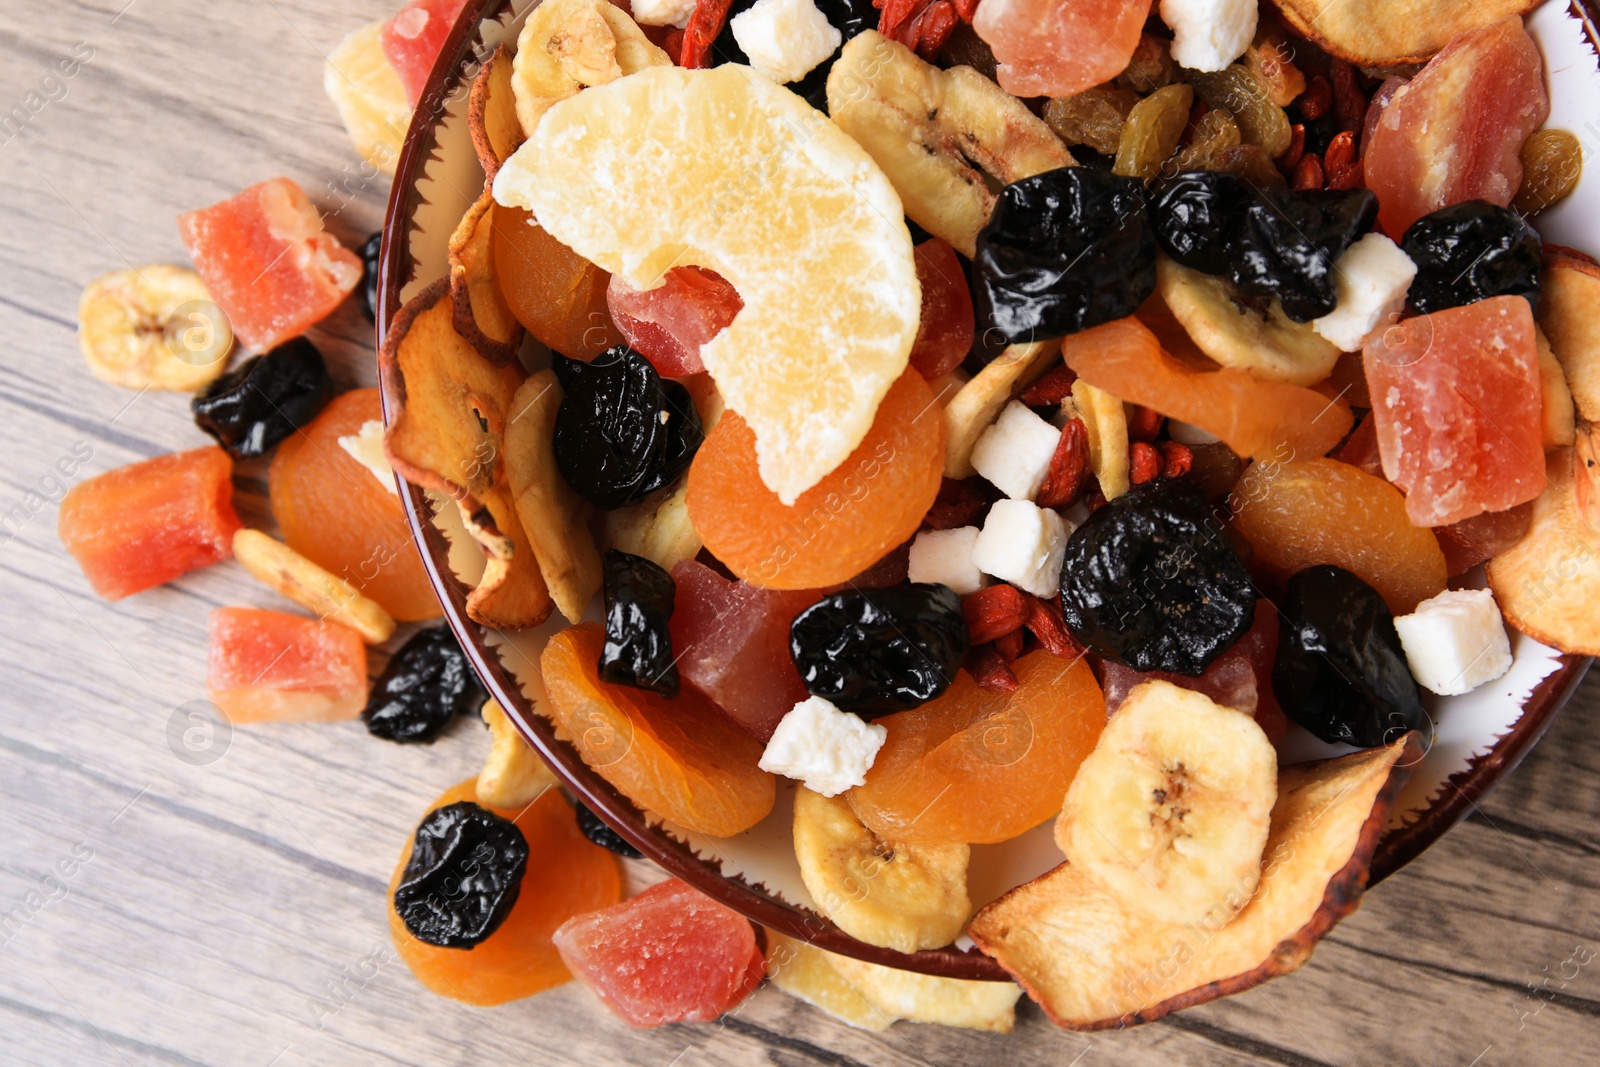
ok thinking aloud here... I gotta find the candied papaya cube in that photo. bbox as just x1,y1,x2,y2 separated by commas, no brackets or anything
178,177,362,351
381,0,469,107
1364,295,1544,527
59,445,242,600
208,607,367,723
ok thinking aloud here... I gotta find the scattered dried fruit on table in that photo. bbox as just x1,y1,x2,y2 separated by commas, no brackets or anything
1514,128,1583,215
827,953,1023,1031
364,626,487,743
233,529,395,644
191,337,334,459
448,187,525,364
395,799,528,948
479,698,558,809
1401,201,1541,315
607,266,742,378
78,265,232,392
491,205,621,360
764,933,894,1032
790,583,969,714
973,0,1152,98
510,0,670,136
324,18,410,176
382,0,470,105
357,232,382,324
207,607,367,724
574,803,642,858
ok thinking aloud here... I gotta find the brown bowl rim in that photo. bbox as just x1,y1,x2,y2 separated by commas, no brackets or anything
375,0,1596,981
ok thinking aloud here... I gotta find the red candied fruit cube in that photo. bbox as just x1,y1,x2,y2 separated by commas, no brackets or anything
606,265,742,378
178,177,362,351
59,445,242,600
908,238,975,380
1363,295,1544,527
552,878,764,1028
207,607,367,724
382,0,470,107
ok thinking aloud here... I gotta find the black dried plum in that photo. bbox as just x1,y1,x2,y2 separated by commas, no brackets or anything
1151,171,1255,276
1058,478,1256,676
973,167,1157,344
393,801,529,949
1272,565,1428,748
1400,201,1542,315
575,803,643,858
358,231,382,323
600,550,679,697
790,582,968,715
553,346,702,510
1230,188,1378,322
191,337,335,458
364,627,488,743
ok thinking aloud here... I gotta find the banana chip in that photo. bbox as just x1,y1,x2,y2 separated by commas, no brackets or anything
829,955,1022,1033
468,45,525,178
1071,378,1130,501
1273,0,1538,66
510,0,669,138
448,187,525,365
232,529,396,644
764,933,895,1032
78,266,232,392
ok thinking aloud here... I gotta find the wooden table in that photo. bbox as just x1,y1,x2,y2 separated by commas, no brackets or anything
3,1,1598,1063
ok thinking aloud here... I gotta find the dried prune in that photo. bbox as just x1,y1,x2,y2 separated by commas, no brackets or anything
600,550,679,697
1400,201,1542,315
358,231,382,323
1230,188,1378,322
1151,171,1255,276
576,802,643,858
1272,565,1428,748
1058,478,1256,676
364,627,488,743
191,337,335,458
972,167,1157,344
393,801,529,949
554,346,703,510
790,582,969,715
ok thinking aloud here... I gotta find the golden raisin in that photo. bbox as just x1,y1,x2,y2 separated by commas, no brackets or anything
1043,87,1140,156
1243,32,1306,108
1173,108,1242,171
1514,129,1583,214
1113,83,1194,181
1190,65,1291,159
1114,34,1180,93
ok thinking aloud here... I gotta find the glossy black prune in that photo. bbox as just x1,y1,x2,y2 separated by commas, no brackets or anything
1401,201,1542,315
575,803,643,858
790,582,969,715
393,801,529,949
1151,171,1255,276
973,167,1158,344
1058,478,1256,676
1230,188,1378,322
358,231,382,323
190,337,335,458
553,346,702,510
1272,565,1428,748
600,550,680,697
364,627,488,743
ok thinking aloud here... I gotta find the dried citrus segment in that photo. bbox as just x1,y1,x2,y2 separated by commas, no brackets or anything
495,64,921,505
510,0,670,137
324,19,410,175
687,369,943,589
540,625,776,837
232,529,396,644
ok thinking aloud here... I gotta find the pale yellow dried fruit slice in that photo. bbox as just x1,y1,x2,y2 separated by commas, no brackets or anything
764,933,895,1032
496,65,920,505
1056,680,1277,926
78,266,232,392
829,955,1022,1032
1071,378,1130,500
1536,327,1576,451
943,340,1061,478
504,370,602,624
1273,0,1537,66
1487,447,1600,655
232,529,396,644
602,378,724,570
510,0,670,137
478,698,558,808
448,186,525,365
793,787,970,955
827,31,1075,258
1538,250,1600,424
469,45,525,178
324,19,410,175
971,735,1420,1029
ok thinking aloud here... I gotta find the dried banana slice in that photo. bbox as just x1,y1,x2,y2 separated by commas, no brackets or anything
828,31,1075,257
1157,257,1341,387
1056,680,1277,927
324,19,410,175
448,186,525,365
793,787,971,954
232,529,396,644
828,955,1023,1033
478,697,558,808
78,266,232,392
511,0,669,138
764,933,895,1032
1072,378,1130,500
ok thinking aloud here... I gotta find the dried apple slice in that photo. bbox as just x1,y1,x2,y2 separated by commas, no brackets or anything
969,734,1421,1029
1538,247,1600,424
1272,0,1538,66
380,279,552,629
448,187,525,365
1536,327,1576,451
468,45,524,178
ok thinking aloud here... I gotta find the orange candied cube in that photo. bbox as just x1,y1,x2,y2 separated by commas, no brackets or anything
207,607,367,723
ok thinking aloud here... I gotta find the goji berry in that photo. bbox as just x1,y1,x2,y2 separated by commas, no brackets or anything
679,0,734,68
1129,441,1162,485
1125,404,1163,442
1327,159,1365,191
1019,364,1078,407
1023,594,1082,659
922,477,990,531
962,583,1028,644
913,0,959,58
1299,75,1332,121
1159,440,1194,479
1279,123,1305,171
1037,419,1091,509
1085,486,1107,512
1292,154,1324,191
1323,130,1356,175
1330,60,1366,132
993,627,1024,662
968,645,1019,693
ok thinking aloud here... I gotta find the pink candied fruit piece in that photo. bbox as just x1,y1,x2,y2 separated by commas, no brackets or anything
552,878,764,1028
909,238,975,381
606,266,743,378
668,560,814,742
207,607,367,724
58,445,242,600
381,0,471,107
973,0,1151,99
1364,16,1548,237
1363,295,1544,528
178,177,362,352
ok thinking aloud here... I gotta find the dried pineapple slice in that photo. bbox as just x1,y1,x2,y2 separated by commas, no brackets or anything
495,65,920,505
324,19,410,176
510,0,669,137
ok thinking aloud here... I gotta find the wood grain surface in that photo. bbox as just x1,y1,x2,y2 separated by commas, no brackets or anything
1,1,1597,1064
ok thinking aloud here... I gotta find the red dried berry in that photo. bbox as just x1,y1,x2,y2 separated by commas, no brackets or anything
1023,594,1083,659
1125,404,1163,442
1129,441,1163,485
679,0,734,68
1327,159,1365,191
1292,154,1325,191
914,0,960,57
962,583,1028,644
1330,60,1366,132
1300,75,1332,120
1280,123,1306,171
1037,419,1091,509
968,645,1020,693
1158,440,1194,479
1324,131,1357,176
1019,364,1078,407
922,477,990,531
993,627,1025,662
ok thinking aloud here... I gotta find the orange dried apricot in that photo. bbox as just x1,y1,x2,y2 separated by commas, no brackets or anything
1232,457,1447,615
269,389,440,621
491,203,621,360
846,651,1104,846
686,368,944,589
388,778,621,1006
540,624,776,837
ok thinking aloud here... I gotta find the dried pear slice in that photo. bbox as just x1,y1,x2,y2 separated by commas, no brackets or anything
510,0,669,138
1157,257,1341,387
1272,0,1538,66
232,529,396,644
969,734,1421,1029
944,339,1061,478
828,31,1076,258
448,186,525,365
380,279,551,629
1538,247,1600,424
468,45,524,178
1487,447,1600,655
